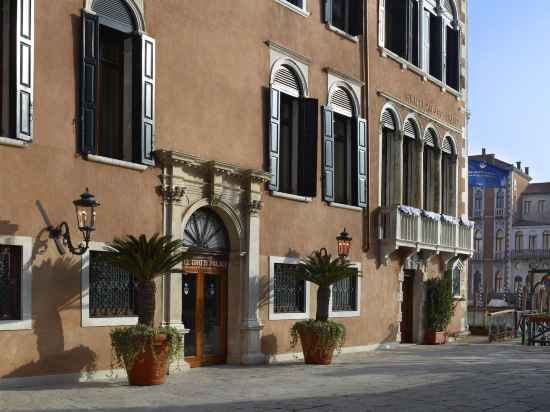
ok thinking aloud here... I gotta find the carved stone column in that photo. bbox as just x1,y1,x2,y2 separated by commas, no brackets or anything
240,172,268,365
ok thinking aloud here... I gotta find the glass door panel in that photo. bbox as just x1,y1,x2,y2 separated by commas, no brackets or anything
182,273,197,357
203,274,222,356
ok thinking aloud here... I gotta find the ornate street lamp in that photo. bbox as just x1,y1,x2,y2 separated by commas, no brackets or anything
336,228,352,259
48,188,100,255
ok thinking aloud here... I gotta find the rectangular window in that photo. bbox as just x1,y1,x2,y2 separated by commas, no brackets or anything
428,13,442,80
544,233,550,250
279,93,300,195
529,235,537,251
329,0,362,36
539,200,545,216
286,0,304,8
333,113,353,205
0,236,32,331
446,26,460,90
97,26,135,162
515,234,523,251
331,271,358,312
403,137,416,206
0,245,22,321
408,0,419,66
273,263,305,314
386,0,407,58
423,146,436,211
524,201,531,217
269,257,310,320
89,251,135,318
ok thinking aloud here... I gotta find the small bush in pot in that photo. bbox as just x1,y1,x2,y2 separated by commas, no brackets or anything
424,271,455,345
103,234,187,385
290,249,357,365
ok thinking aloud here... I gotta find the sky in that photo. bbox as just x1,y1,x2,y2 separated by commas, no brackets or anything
468,2,550,182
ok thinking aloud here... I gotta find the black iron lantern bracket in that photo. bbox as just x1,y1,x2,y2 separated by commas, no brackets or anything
47,189,100,256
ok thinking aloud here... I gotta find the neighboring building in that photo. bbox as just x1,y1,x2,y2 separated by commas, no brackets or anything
467,150,532,308
0,0,472,385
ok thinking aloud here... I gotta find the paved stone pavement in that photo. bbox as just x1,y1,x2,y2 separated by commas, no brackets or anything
2,341,550,412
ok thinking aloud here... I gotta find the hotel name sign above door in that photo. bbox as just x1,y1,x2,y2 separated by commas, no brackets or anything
183,255,229,271
404,95,461,128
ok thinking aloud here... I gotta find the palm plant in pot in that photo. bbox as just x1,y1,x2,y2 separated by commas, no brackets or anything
290,248,357,365
103,234,186,386
424,271,455,345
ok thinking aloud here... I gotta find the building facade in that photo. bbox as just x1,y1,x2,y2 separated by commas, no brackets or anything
467,151,533,309
0,0,472,385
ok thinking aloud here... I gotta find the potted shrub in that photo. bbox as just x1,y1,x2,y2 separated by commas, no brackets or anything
424,272,455,345
290,249,357,365
103,234,186,385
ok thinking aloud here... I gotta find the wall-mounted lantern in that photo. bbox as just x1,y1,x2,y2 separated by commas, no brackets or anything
336,228,352,259
48,188,100,255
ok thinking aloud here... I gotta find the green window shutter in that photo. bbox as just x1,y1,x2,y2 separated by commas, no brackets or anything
80,11,99,154
268,88,281,192
137,33,156,166
356,117,367,208
324,0,333,24
299,98,318,198
322,106,335,202
15,0,34,141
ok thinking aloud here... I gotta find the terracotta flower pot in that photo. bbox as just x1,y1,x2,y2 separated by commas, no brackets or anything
297,324,337,365
126,335,171,386
424,330,448,345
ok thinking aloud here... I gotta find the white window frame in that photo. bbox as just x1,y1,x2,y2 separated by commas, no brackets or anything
450,260,463,299
81,242,138,328
274,0,309,17
269,256,311,320
0,236,32,331
329,262,361,318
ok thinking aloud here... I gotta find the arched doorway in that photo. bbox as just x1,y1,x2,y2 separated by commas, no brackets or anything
182,207,229,367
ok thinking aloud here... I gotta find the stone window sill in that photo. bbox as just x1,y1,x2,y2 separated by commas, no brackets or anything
329,202,364,212
86,154,149,171
0,320,32,331
274,0,310,17
0,136,29,148
81,316,139,328
379,47,462,99
271,191,312,203
326,24,359,43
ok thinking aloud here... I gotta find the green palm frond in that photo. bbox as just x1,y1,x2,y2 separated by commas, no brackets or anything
101,234,186,283
296,249,357,287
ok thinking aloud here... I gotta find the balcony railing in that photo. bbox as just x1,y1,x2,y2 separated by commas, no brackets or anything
510,249,550,260
378,205,474,261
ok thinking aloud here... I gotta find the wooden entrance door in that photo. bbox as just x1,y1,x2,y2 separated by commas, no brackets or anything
401,271,414,344
182,255,228,367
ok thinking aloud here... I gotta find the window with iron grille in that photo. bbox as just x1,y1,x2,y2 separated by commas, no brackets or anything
331,269,358,312
0,245,22,321
89,251,135,318
273,263,305,314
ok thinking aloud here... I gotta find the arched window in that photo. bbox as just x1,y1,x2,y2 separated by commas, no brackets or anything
322,85,367,207
473,189,483,216
529,233,537,250
384,0,419,66
0,0,34,142
495,229,504,253
515,232,524,251
402,118,420,207
450,260,462,297
423,128,438,212
474,230,482,253
441,136,457,216
473,270,482,294
494,271,503,293
268,62,317,197
81,0,155,165
381,108,399,207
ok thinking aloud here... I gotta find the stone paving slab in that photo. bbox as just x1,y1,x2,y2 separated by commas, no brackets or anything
2,342,550,412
